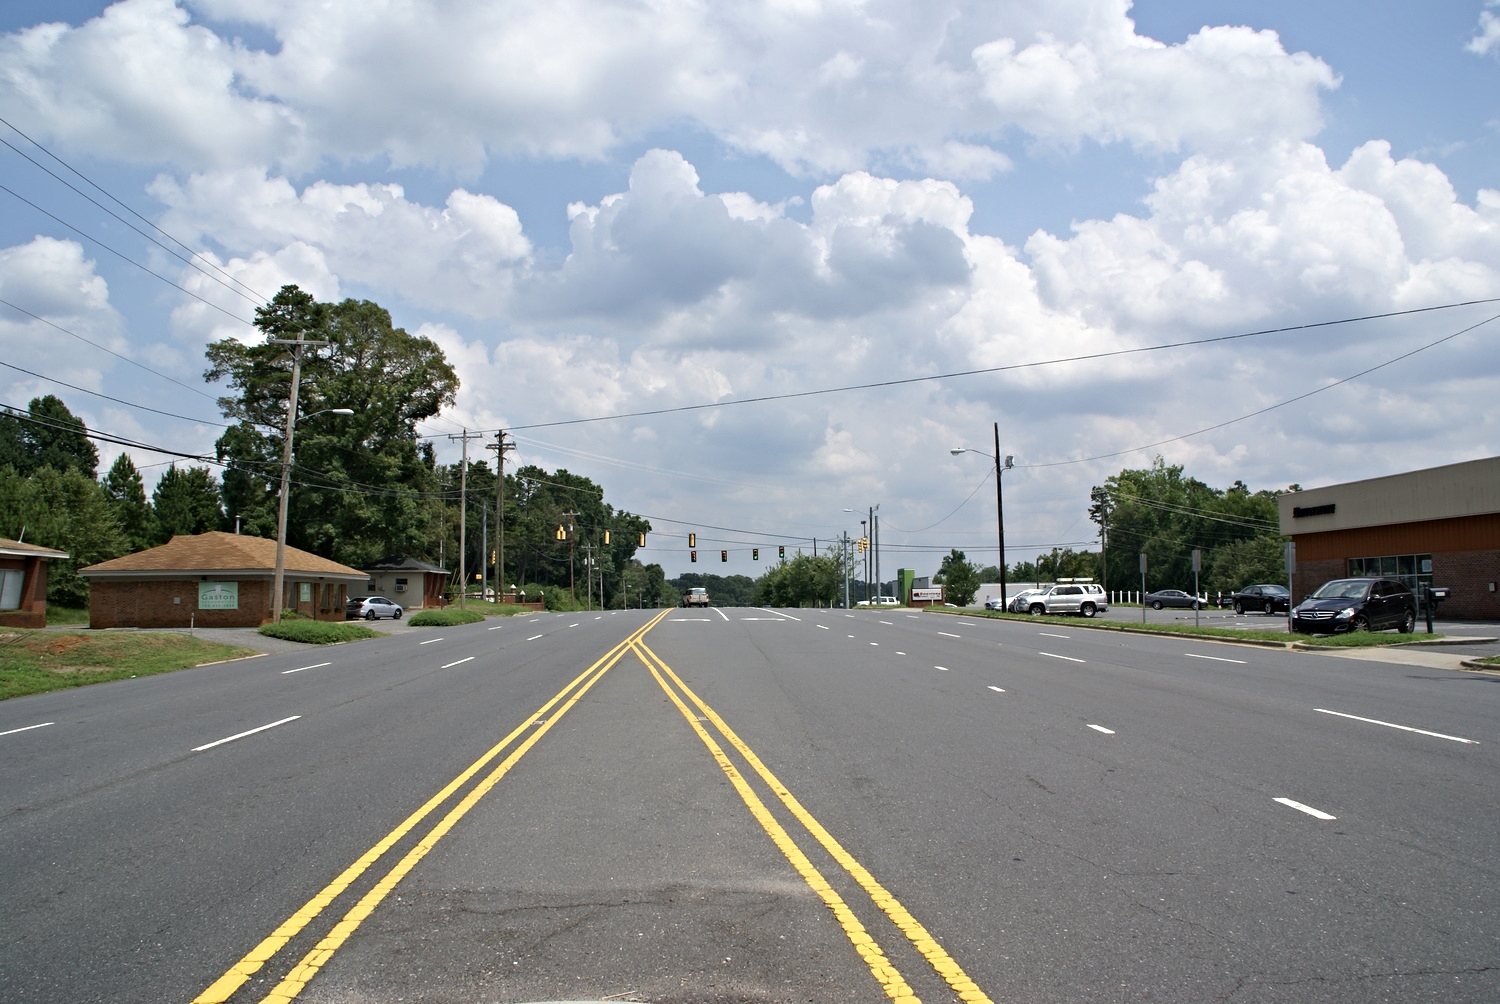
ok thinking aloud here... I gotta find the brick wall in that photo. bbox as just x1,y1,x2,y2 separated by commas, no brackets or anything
1292,550,1500,620
90,579,275,629
0,556,49,629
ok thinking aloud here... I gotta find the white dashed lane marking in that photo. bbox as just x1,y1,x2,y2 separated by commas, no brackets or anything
193,716,300,752
1039,652,1085,663
1086,724,1114,734
938,631,961,639
1,722,53,737
526,634,544,641
816,624,829,630
988,685,1005,693
1316,708,1477,744
281,662,331,675
418,638,444,645
1275,797,1336,820
1039,632,1070,639
935,665,949,671
441,657,474,669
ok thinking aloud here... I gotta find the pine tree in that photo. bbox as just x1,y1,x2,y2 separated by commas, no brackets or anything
152,465,224,542
102,453,158,551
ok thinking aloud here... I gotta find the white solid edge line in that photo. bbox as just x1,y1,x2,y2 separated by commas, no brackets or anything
1315,708,1477,744
935,665,949,671
938,631,961,638
1040,651,1086,663
441,657,475,669
712,607,730,621
1185,652,1247,664
418,637,444,645
816,624,829,630
1086,724,1114,734
526,634,544,641
988,685,1005,692
1,722,54,737
1274,797,1336,820
281,662,332,675
193,716,301,752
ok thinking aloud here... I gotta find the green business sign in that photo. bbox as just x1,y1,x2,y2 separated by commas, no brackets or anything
199,581,239,610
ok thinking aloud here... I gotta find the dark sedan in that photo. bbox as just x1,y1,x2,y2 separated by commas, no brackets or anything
1291,577,1416,634
1144,589,1202,610
1231,583,1290,615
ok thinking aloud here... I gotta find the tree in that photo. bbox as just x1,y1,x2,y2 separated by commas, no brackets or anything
934,549,981,606
1090,457,1287,594
754,553,843,607
152,465,224,540
0,396,99,478
502,464,650,604
102,453,157,551
0,464,125,606
205,286,459,568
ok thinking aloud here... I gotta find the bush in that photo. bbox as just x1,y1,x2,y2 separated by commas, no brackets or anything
407,608,487,627
541,584,587,611
258,620,381,644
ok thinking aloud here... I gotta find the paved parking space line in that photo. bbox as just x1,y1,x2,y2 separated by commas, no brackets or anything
281,662,332,675
193,716,301,752
441,657,475,669
938,631,961,638
418,638,444,645
1275,797,1336,820
1,722,53,737
1039,651,1085,663
1086,724,1114,734
1315,708,1477,744
1185,652,1247,664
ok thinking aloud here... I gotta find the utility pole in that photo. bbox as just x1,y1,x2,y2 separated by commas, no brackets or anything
485,430,515,602
874,508,881,601
584,541,593,611
269,329,330,623
448,429,485,609
562,511,579,601
480,502,487,601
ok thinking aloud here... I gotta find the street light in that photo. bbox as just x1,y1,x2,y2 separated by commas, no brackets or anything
272,406,354,623
951,422,1014,611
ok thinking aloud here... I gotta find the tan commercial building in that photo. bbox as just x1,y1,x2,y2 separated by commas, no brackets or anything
80,532,367,629
1278,456,1500,620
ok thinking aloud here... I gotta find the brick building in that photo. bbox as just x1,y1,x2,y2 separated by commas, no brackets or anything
80,532,367,629
1278,456,1500,620
0,537,70,628
362,556,449,610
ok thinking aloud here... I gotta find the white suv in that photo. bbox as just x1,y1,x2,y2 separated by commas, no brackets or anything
1025,582,1107,618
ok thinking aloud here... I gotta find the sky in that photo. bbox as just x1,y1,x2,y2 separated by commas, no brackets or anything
0,0,1496,581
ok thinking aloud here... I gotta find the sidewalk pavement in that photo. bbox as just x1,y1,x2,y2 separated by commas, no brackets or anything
1302,646,1490,673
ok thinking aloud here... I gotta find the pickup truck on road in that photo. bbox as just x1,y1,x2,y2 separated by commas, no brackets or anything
681,587,710,608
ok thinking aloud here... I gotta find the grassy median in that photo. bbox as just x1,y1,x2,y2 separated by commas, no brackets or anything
931,608,1442,647
0,630,259,701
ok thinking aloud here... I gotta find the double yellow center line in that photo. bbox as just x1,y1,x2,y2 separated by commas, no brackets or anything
194,610,993,1004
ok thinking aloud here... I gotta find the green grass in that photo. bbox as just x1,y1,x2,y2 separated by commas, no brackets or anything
257,620,382,644
0,630,258,700
933,608,1440,647
407,608,487,627
44,604,90,626
1469,655,1500,666
443,600,542,616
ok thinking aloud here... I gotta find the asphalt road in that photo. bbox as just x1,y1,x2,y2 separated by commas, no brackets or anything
2,608,1497,1003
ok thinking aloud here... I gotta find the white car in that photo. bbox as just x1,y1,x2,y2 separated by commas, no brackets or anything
1006,587,1049,613
346,596,404,620
1023,583,1107,617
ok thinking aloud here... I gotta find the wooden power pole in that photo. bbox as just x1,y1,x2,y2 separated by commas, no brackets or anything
448,429,485,609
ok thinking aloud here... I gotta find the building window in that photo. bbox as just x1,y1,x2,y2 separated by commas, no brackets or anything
1348,554,1433,594
0,568,24,610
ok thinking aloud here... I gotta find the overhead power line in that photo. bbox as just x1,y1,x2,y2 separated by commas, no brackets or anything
0,359,228,426
504,298,1500,431
0,114,267,305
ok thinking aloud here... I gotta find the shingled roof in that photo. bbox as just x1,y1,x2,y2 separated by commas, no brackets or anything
80,531,364,579
0,537,69,560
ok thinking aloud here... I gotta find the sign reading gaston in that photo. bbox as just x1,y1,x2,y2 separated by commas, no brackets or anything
198,581,239,610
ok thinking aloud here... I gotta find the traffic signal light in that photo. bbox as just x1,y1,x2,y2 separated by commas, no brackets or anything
603,530,610,544
753,548,759,560
638,532,646,546
778,545,785,559
721,550,727,562
690,550,697,562
688,533,696,547
555,524,567,541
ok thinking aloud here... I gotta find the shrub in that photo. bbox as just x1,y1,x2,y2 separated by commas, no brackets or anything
541,584,586,611
407,608,487,627
258,620,381,644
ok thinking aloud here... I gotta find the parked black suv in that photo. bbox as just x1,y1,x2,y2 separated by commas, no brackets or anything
1291,577,1416,634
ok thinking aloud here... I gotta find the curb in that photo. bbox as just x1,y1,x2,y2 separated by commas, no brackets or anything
1460,658,1500,672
